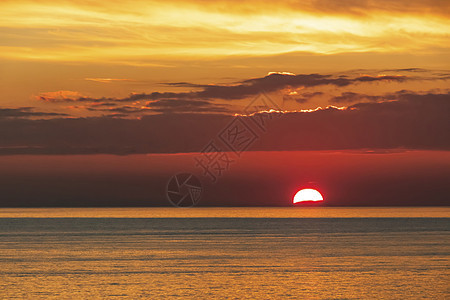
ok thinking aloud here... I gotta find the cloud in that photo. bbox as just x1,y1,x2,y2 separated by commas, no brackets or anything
85,78,132,83
381,68,429,72
330,92,382,103
0,107,69,119
303,0,450,17
37,73,409,105
87,106,150,114
85,99,229,115
146,99,230,113
1,0,448,65
36,91,85,102
267,71,296,76
330,90,450,104
89,102,118,107
284,91,324,103
347,91,450,112
195,73,407,100
2,91,449,154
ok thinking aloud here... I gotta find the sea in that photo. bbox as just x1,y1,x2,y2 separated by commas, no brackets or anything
0,207,449,299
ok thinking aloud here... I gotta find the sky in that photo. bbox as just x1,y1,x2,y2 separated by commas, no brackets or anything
0,0,449,206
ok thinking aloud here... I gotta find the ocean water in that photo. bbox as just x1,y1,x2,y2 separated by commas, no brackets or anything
0,208,449,299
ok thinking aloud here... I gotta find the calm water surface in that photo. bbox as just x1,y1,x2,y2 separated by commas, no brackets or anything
0,208,449,299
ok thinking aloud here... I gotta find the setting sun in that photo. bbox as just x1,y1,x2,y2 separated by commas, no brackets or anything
293,188,324,204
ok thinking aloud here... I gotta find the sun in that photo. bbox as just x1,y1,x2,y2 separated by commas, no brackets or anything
293,188,324,204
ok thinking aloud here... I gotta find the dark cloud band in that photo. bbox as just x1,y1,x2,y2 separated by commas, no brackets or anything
3,91,449,154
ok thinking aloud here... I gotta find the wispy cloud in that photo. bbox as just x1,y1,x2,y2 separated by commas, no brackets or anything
330,90,450,104
84,78,132,83
87,99,230,115
283,91,324,104
0,107,69,119
37,72,409,105
0,0,448,64
36,91,85,102
330,92,383,104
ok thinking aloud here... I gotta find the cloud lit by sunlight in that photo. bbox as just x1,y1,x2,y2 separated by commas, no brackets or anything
85,78,132,83
0,0,449,64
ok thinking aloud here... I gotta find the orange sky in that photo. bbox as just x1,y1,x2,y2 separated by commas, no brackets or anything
0,1,449,206
0,0,449,116
2,0,449,61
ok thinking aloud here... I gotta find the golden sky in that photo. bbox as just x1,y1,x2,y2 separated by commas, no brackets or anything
1,0,449,62
0,0,449,114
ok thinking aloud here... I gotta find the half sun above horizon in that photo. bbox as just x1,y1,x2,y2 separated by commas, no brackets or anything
293,189,324,204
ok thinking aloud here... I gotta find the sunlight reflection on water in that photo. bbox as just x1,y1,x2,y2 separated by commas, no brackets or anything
0,208,448,299
0,207,449,218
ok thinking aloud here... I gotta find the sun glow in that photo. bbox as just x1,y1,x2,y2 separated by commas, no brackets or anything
293,189,324,204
